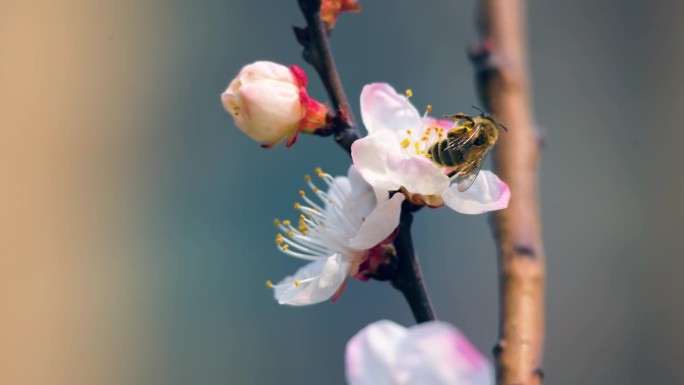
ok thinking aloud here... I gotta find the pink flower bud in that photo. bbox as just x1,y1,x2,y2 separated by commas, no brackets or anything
221,61,329,148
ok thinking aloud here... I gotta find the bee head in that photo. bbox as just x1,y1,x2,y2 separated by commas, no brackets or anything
471,105,508,132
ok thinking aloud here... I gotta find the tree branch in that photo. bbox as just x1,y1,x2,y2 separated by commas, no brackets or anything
390,201,436,323
469,0,545,384
296,0,359,154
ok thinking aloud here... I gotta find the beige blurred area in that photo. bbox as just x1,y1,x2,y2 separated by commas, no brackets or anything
0,2,172,384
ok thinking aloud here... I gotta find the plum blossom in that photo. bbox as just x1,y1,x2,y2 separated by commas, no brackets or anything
351,83,510,214
222,61,329,148
267,166,404,306
346,320,493,385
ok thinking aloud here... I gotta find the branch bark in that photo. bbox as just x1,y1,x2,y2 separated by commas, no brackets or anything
390,202,436,323
296,0,435,324
469,1,545,384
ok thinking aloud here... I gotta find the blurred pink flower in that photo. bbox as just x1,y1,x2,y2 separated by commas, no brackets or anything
268,166,404,306
222,61,328,148
351,83,510,214
346,320,493,385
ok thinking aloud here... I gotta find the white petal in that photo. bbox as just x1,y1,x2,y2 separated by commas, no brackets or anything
274,254,350,306
386,152,450,195
349,193,404,250
352,131,402,191
345,320,407,385
394,321,493,385
442,170,510,215
360,83,422,135
238,61,295,84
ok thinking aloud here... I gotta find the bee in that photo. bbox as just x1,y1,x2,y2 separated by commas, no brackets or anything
428,106,507,192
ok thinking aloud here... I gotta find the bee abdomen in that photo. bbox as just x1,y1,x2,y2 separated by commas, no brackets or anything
429,139,462,167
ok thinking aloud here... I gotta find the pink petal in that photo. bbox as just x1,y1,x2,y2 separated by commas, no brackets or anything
351,131,402,191
349,193,404,250
395,321,493,385
273,254,350,306
345,320,407,385
360,83,421,135
386,152,450,195
442,170,510,215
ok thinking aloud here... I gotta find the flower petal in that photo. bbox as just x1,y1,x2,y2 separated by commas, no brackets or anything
395,321,493,385
273,254,350,306
349,193,404,250
386,152,450,195
442,170,510,214
360,83,421,135
352,131,402,191
345,320,407,385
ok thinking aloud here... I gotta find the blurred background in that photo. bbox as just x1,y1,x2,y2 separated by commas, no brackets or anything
2,0,683,384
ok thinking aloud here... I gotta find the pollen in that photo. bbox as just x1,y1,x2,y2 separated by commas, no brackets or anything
294,280,301,287
405,89,413,98
275,234,283,244
414,142,421,154
273,219,281,227
294,202,301,210
281,244,290,251
406,129,412,135
265,280,273,288
425,104,432,114
286,231,295,237
425,154,432,159
282,220,291,226
299,190,305,196
304,175,311,183
315,167,324,178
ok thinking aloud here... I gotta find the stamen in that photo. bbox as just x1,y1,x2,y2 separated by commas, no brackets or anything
273,219,281,227
304,175,311,183
294,280,301,287
400,138,411,149
425,104,432,115
405,89,413,98
265,280,273,288
294,202,301,210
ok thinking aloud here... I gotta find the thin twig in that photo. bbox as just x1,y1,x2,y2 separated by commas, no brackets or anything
295,0,435,324
469,0,545,384
295,0,359,153
390,201,436,323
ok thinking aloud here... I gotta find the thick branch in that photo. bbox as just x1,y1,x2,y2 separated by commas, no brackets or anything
390,202,436,324
469,1,545,384
296,0,359,153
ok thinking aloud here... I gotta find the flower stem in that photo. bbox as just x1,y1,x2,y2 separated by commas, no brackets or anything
469,0,546,383
390,202,436,323
296,0,359,154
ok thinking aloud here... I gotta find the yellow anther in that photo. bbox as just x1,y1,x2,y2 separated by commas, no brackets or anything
414,142,421,154
275,236,283,244
281,244,290,250
265,280,273,288
294,280,301,287
234,112,240,116
400,138,411,149
294,202,301,210
273,219,281,227
405,89,413,98
298,225,308,233
425,154,432,159
313,187,319,193
299,190,306,196
304,175,311,183
426,104,432,114
282,220,291,226
299,214,306,222
406,129,412,135
421,136,428,141
286,231,295,237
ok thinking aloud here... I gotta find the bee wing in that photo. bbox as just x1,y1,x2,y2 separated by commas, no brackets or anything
445,124,482,152
454,146,491,192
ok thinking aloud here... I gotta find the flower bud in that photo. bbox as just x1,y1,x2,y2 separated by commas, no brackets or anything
222,61,329,148
321,0,362,29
